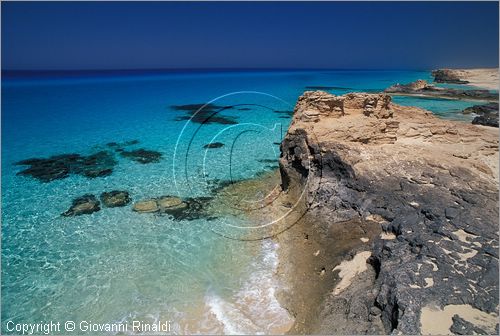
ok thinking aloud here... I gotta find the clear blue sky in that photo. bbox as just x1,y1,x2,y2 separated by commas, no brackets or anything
2,1,498,70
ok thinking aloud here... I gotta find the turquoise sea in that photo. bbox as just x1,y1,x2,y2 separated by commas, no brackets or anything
1,70,488,334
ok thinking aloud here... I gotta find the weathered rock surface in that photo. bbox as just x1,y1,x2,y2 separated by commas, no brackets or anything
62,194,101,216
432,69,470,84
385,80,498,102
276,91,499,334
100,190,131,207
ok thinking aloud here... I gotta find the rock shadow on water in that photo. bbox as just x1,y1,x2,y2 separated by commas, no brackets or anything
172,103,238,125
15,151,117,182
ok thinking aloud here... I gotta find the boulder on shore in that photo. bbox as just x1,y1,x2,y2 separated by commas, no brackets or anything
464,102,499,128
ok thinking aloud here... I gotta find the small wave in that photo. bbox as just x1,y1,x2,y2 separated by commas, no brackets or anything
205,240,294,335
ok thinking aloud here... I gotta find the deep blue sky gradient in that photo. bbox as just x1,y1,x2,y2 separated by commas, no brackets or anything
2,1,498,70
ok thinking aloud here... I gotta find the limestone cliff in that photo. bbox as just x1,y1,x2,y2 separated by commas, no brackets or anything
276,91,499,334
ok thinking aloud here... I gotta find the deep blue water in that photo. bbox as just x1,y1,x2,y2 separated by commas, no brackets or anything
1,70,485,334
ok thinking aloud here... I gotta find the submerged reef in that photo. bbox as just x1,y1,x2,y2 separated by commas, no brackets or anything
119,148,162,164
16,140,162,182
132,196,213,220
16,151,117,182
172,103,238,125
274,90,499,334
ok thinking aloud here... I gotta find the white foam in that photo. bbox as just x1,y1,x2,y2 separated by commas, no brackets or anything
205,240,294,335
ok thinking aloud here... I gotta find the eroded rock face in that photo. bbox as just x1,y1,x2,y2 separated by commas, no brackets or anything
277,91,499,334
100,190,131,207
62,194,100,216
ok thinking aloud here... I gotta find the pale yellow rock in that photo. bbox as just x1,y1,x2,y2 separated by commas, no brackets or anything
157,196,183,209
132,200,159,213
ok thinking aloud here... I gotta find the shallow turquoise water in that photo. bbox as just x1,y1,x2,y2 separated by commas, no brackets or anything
1,70,484,334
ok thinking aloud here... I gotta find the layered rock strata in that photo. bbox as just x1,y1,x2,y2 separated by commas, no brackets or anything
276,91,499,334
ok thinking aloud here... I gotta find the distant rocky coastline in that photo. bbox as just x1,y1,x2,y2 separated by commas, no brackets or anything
384,79,498,102
384,74,499,128
271,91,499,334
431,68,499,90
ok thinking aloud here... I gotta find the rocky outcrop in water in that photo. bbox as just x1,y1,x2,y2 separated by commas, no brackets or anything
100,190,131,207
62,194,101,216
384,80,498,101
432,69,470,84
276,91,499,334
463,102,499,128
133,196,211,220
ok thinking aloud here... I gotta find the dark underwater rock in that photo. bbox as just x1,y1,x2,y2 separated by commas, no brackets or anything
203,142,224,149
119,148,162,164
62,194,100,216
16,151,117,183
172,103,238,125
100,190,131,207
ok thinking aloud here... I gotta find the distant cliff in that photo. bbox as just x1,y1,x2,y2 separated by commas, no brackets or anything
275,91,499,334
